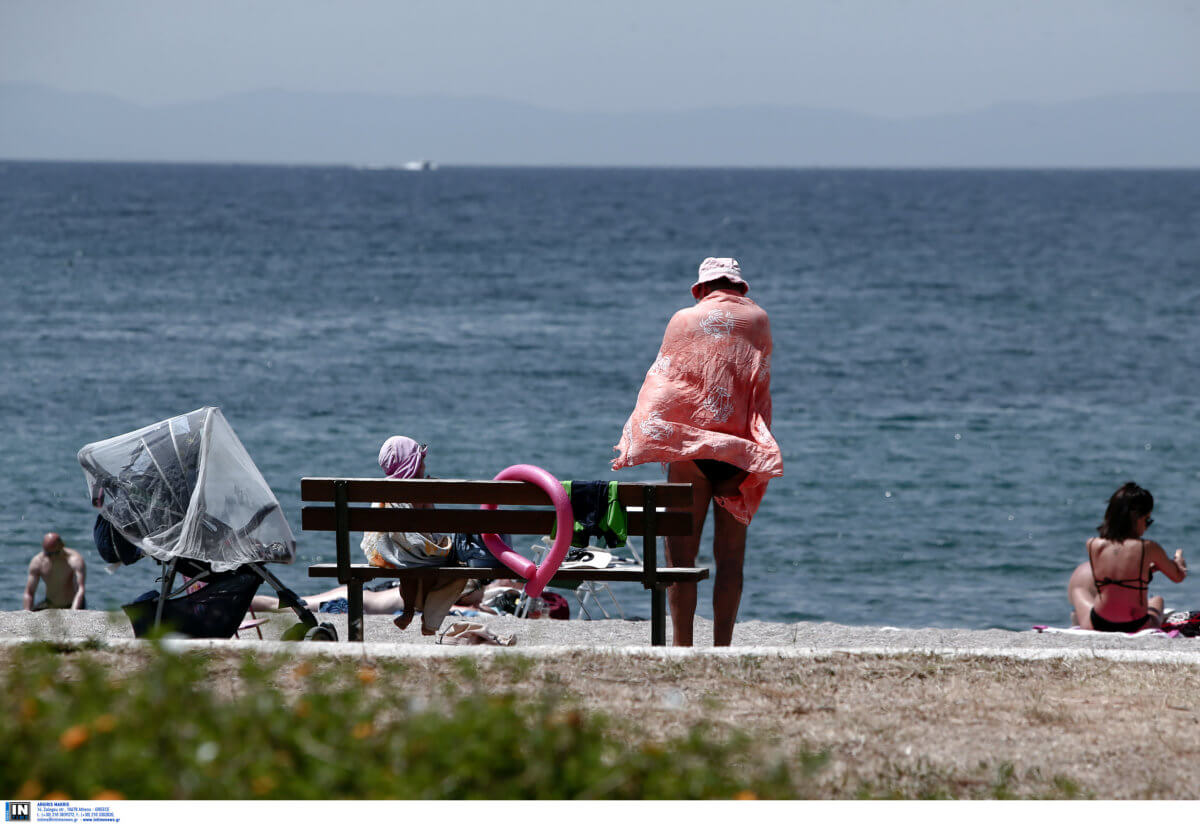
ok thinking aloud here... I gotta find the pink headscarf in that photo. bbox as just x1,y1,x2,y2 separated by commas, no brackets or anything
378,436,427,479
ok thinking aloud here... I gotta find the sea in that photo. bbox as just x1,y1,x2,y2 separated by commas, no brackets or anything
2,161,1199,631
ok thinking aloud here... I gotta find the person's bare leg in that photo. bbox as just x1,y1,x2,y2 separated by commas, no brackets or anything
362,587,405,615
394,580,419,629
249,594,281,611
1148,595,1165,628
251,584,350,613
1066,562,1096,629
665,461,711,647
711,503,748,646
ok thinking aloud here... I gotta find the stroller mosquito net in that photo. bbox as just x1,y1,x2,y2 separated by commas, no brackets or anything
78,407,295,572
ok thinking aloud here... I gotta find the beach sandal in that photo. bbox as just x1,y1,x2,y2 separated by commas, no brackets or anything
438,621,516,646
561,548,613,569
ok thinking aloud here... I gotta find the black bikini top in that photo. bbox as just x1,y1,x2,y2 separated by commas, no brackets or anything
1089,538,1149,592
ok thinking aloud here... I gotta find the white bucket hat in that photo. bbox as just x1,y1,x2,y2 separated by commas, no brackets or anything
691,257,749,299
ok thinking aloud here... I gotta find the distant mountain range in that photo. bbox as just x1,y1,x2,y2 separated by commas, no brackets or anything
1,84,1198,167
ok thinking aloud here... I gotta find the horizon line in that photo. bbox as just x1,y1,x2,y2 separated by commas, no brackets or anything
3,157,1199,172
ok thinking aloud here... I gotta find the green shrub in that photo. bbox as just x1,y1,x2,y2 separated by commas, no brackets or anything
0,644,801,800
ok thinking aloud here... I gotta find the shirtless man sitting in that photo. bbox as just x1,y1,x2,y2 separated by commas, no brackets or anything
23,532,87,611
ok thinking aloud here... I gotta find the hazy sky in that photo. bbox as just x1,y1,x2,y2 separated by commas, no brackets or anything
3,0,1198,117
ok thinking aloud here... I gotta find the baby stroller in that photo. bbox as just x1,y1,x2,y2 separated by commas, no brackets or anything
78,407,336,641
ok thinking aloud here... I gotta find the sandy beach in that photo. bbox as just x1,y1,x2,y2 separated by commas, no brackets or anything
6,609,1200,660
6,610,1200,798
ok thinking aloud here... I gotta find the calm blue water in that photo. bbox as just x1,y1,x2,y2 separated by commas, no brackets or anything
2,162,1199,630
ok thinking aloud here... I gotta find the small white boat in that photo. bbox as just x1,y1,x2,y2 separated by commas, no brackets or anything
402,160,436,171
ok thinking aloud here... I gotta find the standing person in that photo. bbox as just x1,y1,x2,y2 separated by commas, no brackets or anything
612,257,783,646
1083,482,1187,632
23,532,87,610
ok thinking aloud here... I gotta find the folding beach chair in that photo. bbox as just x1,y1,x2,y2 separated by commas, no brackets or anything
523,537,642,620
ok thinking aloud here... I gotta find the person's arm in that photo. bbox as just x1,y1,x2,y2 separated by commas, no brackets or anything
22,561,39,611
70,554,87,610
760,317,774,428
1147,541,1186,583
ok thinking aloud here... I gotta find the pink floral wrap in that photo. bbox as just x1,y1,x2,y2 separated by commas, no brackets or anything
612,291,783,524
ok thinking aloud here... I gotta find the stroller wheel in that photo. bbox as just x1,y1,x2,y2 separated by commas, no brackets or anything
304,622,338,642
280,622,310,641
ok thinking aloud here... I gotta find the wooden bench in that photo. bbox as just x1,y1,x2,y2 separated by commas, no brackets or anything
301,478,707,645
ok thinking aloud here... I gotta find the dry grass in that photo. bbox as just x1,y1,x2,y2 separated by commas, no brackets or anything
9,647,1200,798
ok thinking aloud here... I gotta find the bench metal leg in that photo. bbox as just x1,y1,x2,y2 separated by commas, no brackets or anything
651,586,666,646
348,582,364,642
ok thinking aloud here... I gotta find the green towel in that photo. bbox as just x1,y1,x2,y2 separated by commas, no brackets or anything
553,481,628,548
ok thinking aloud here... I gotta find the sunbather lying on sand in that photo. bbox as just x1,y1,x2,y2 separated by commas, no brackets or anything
250,584,406,615
249,578,513,616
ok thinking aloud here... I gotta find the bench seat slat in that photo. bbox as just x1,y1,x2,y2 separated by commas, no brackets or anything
301,478,694,508
301,505,691,536
307,563,709,584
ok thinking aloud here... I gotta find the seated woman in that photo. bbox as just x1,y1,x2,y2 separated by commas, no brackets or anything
361,435,465,635
1072,482,1187,632
251,438,521,627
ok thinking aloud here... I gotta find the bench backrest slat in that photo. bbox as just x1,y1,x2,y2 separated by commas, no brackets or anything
301,505,692,536
300,477,694,509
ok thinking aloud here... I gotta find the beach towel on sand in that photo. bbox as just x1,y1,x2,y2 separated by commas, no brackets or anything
612,290,783,524
1033,625,1177,637
1033,610,1200,638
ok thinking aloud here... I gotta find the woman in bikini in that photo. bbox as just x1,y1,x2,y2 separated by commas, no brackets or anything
1081,482,1187,632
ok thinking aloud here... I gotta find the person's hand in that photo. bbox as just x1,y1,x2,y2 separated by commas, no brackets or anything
1176,549,1187,574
